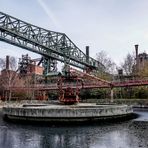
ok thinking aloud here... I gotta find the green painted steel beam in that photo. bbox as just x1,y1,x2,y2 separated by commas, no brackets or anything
0,11,104,70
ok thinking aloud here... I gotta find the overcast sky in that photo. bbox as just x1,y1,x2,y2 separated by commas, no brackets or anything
0,0,148,66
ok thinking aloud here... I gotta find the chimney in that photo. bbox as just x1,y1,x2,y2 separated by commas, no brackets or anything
135,44,139,60
6,55,10,70
86,46,89,63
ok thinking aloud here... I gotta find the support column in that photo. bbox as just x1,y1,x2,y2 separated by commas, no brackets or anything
43,58,57,76
110,88,114,103
43,91,46,100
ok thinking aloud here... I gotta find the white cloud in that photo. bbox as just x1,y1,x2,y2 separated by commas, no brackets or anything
37,0,62,30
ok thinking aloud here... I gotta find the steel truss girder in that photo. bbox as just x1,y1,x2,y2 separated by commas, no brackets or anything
0,11,104,70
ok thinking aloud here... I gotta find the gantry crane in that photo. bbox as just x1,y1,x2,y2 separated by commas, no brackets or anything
0,12,105,104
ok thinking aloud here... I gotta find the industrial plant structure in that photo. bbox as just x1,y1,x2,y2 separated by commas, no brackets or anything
0,11,148,104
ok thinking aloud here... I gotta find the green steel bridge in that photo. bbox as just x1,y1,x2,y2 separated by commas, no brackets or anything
0,11,104,73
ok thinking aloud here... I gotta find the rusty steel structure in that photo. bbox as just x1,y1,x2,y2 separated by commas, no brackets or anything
0,11,148,103
8,68,148,91
57,75,83,104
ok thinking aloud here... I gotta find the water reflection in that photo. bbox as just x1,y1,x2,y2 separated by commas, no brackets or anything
0,126,42,148
0,112,148,148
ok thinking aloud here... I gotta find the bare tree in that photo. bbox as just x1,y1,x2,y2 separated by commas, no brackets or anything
0,56,17,71
96,50,116,74
0,58,5,70
9,56,17,71
0,56,18,101
121,53,135,75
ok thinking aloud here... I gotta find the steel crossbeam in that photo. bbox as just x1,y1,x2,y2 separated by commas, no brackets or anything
0,12,104,70
8,79,148,91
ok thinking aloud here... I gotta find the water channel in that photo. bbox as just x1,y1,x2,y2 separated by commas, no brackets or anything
0,110,148,148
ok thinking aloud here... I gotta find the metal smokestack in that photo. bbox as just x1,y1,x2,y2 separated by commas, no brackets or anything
135,44,139,60
6,55,10,70
86,46,89,63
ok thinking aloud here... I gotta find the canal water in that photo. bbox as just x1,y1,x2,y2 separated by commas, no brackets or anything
0,110,148,148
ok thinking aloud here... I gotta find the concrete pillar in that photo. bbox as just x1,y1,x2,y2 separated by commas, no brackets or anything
8,90,12,102
43,91,46,100
110,88,114,103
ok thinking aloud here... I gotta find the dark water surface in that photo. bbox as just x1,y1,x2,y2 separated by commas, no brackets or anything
0,110,148,148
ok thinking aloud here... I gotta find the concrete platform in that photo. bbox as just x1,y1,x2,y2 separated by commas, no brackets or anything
2,103,133,123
